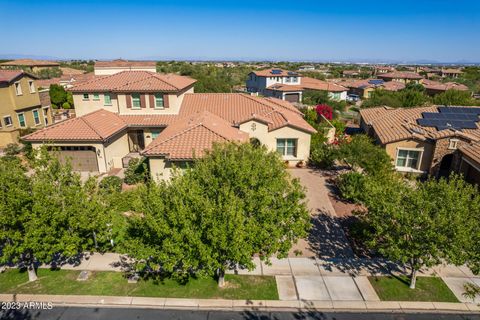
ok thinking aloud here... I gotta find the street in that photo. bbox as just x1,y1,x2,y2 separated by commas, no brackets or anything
1,307,479,320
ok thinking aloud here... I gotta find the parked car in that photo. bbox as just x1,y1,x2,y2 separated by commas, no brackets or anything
347,94,360,102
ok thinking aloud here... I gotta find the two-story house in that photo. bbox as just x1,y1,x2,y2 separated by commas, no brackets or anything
377,71,424,84
0,70,52,147
246,68,347,103
23,71,316,180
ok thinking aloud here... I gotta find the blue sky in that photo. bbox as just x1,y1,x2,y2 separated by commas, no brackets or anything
1,0,479,62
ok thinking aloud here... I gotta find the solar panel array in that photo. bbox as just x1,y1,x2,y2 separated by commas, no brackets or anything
271,69,282,75
287,71,298,76
368,79,384,85
416,106,480,131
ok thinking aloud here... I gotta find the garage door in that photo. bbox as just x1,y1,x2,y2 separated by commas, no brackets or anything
284,93,300,103
55,146,99,172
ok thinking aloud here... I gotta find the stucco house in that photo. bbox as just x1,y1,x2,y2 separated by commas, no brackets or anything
94,59,157,75
0,70,53,147
246,68,347,103
359,105,480,184
0,59,60,73
377,71,424,84
23,71,315,181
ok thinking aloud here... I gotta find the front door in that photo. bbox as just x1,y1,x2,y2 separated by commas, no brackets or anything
128,130,145,152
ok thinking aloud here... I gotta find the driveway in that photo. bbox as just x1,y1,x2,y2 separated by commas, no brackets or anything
288,168,355,259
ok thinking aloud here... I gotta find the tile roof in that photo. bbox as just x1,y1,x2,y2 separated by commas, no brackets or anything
179,93,316,133
266,83,304,92
301,77,347,92
441,68,462,74
142,111,249,159
422,79,469,92
60,67,86,75
23,109,127,142
0,59,59,67
378,71,423,80
360,105,480,144
252,68,299,77
120,114,178,127
0,70,25,83
69,71,196,93
459,143,480,165
95,59,157,68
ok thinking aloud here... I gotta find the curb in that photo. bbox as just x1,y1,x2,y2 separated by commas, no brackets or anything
1,294,479,313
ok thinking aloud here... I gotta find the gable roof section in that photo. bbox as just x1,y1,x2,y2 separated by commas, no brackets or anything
422,79,469,91
23,109,127,142
179,93,316,133
69,71,196,93
460,143,480,165
0,70,36,84
378,71,423,80
142,111,249,159
301,77,347,92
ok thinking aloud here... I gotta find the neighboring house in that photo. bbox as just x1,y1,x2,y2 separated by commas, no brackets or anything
246,68,347,103
298,65,315,71
441,68,462,79
377,71,424,84
0,59,60,72
422,79,469,96
359,105,480,184
94,59,157,75
0,70,52,147
373,66,395,75
339,79,405,99
342,70,360,78
23,71,315,180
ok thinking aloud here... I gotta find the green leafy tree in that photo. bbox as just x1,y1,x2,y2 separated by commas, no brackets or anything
433,89,478,106
126,143,310,286
49,84,68,107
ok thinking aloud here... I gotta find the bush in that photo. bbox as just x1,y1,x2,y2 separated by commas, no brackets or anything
309,143,336,169
62,102,71,109
124,158,148,185
337,172,366,203
4,143,21,156
99,176,123,193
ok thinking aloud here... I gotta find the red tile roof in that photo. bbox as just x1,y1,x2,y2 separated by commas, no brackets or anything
378,72,423,80
0,70,36,83
252,68,299,77
301,77,347,92
142,111,249,159
95,59,157,68
422,79,469,92
69,71,196,93
120,114,178,127
459,143,480,165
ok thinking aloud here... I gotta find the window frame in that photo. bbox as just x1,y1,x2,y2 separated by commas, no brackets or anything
4,115,13,127
14,82,23,95
93,93,100,101
448,139,459,150
28,80,36,93
32,109,41,126
43,107,50,126
82,93,89,100
276,138,298,158
104,93,112,106
395,148,423,172
131,93,141,109
17,112,26,128
154,93,164,109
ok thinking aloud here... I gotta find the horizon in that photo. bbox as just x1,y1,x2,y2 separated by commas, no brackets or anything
1,0,479,63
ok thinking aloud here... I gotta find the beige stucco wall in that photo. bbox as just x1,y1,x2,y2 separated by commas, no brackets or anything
73,93,120,116
384,139,434,173
239,120,311,166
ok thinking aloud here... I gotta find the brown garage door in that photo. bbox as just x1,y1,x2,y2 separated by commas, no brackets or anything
55,146,99,172
284,93,300,103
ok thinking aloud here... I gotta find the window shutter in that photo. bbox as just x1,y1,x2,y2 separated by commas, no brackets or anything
126,94,132,108
164,94,169,108
149,94,155,108
140,94,146,108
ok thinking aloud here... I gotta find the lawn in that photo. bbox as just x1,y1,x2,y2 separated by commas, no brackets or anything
0,269,278,300
368,275,458,302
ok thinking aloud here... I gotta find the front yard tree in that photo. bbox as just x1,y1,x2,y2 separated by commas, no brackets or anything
359,174,479,289
127,143,311,286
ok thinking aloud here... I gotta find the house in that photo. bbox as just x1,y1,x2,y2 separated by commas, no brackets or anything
246,68,347,103
441,68,462,79
93,59,157,75
373,66,396,75
422,79,469,96
0,70,53,147
298,65,315,71
340,79,405,99
377,71,424,84
22,71,315,181
359,105,480,184
0,59,60,72
342,70,360,78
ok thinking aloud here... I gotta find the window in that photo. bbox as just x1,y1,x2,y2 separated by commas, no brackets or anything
104,94,112,105
154,94,164,109
83,93,89,100
28,80,36,93
131,94,141,109
32,109,41,125
4,116,13,127
292,77,298,82
14,82,22,95
17,113,26,127
448,139,459,150
285,77,291,83
276,139,297,157
43,107,49,125
396,149,421,170
151,130,161,139
93,93,100,101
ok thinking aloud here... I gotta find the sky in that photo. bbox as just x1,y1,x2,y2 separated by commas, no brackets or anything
1,0,479,62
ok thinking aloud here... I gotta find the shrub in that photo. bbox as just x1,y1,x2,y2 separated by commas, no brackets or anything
99,176,123,193
124,158,148,185
309,143,336,169
337,172,366,203
4,143,21,156
62,102,71,109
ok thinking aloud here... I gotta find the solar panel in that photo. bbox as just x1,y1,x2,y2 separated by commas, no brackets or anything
417,106,480,130
368,79,384,85
271,69,282,75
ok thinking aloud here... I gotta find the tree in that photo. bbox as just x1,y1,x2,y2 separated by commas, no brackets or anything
49,84,68,107
433,89,478,106
358,174,480,289
126,143,310,286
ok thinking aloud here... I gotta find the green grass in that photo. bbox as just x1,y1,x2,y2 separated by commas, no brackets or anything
368,275,458,302
0,269,278,300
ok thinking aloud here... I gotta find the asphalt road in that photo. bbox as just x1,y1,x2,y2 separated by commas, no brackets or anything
1,307,479,320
